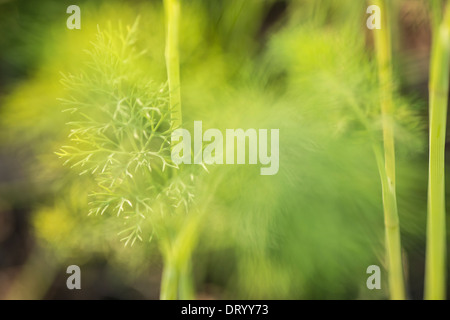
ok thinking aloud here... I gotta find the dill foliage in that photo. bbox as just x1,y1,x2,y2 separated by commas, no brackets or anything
56,20,194,247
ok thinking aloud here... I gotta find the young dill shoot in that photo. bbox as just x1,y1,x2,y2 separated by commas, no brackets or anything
56,18,198,300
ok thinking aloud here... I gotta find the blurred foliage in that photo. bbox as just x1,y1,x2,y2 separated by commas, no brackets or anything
0,0,436,299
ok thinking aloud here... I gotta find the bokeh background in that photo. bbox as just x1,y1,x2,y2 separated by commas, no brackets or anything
0,0,445,299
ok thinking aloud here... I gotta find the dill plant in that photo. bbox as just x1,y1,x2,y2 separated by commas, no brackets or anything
0,0,431,300
159,0,199,300
262,0,423,299
57,18,198,300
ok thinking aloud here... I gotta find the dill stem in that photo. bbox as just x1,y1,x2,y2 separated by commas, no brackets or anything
160,252,194,300
160,254,179,300
425,1,450,300
174,214,200,300
178,258,195,300
372,0,405,300
160,0,187,300
160,214,199,300
164,0,182,134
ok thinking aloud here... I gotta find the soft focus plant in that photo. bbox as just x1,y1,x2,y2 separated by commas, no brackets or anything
56,16,200,299
0,0,431,300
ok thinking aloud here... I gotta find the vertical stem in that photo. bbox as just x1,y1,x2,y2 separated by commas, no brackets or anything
371,0,406,300
431,0,444,44
160,254,194,300
160,0,184,300
164,0,182,134
178,257,195,300
160,252,179,300
425,2,450,300
175,214,200,300
159,231,196,300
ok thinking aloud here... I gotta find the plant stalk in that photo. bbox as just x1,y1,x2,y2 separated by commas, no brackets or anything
178,258,195,300
425,1,450,300
372,0,406,300
159,216,199,300
160,253,195,300
160,253,179,300
160,0,195,301
164,0,182,133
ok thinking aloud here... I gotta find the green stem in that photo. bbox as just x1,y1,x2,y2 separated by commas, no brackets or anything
174,214,200,300
160,0,185,300
160,250,195,300
159,243,196,300
425,2,450,301
178,257,195,300
431,0,444,47
164,0,182,134
371,0,405,300
160,253,179,300
159,212,200,300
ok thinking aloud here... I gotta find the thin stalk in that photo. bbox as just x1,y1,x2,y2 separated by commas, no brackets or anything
425,2,450,300
372,0,405,300
164,0,182,134
178,258,195,300
160,252,194,300
159,213,199,300
160,253,179,300
431,0,444,43
174,214,200,300
160,0,185,300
